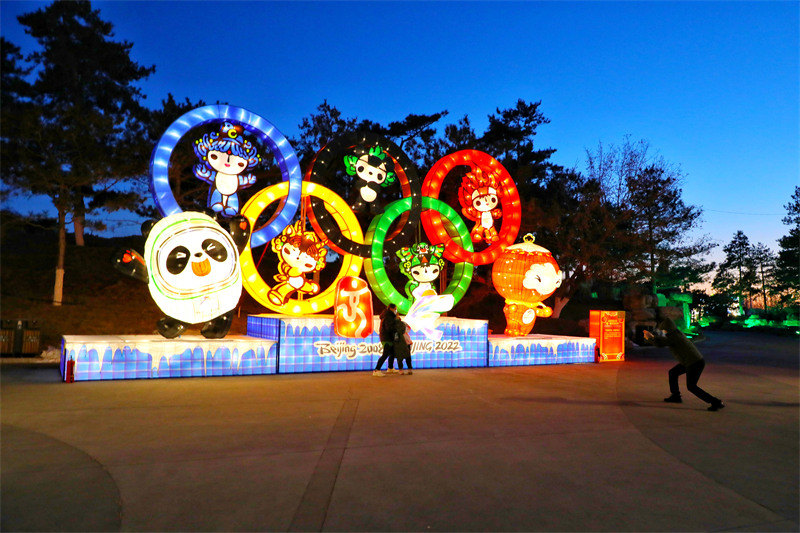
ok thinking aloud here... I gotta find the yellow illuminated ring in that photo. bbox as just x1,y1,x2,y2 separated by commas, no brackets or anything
240,182,364,315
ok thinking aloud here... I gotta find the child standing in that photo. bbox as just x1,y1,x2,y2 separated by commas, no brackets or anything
394,320,413,375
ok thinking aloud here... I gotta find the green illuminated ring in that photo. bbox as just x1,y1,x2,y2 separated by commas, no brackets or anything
365,196,474,314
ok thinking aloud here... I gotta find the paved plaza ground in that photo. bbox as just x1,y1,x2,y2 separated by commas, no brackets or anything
1,330,798,532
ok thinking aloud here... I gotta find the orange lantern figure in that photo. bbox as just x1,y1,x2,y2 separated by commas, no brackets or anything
458,167,503,244
334,276,374,338
268,220,328,306
491,235,562,337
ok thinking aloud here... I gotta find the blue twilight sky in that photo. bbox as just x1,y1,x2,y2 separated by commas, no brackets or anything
1,1,798,264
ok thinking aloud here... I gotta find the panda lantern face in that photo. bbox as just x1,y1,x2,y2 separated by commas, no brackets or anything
144,212,242,325
156,228,236,292
354,155,388,185
166,239,228,277
355,155,388,203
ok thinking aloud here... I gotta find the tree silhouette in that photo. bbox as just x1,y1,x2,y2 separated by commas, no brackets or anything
137,93,209,220
384,111,448,167
714,231,756,313
749,242,776,310
585,137,714,289
526,170,634,317
1,37,33,200
4,1,154,305
774,186,800,306
476,99,556,200
293,100,359,164
478,99,555,170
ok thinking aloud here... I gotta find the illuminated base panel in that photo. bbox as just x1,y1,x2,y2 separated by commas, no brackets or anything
488,334,596,367
247,315,596,373
60,322,598,382
247,314,488,373
61,335,277,381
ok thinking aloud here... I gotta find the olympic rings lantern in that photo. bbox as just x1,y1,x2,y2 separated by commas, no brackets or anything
239,181,365,316
304,132,422,258
491,235,563,337
422,150,521,265
149,105,303,248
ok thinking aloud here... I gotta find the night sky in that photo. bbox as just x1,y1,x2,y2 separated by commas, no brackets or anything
2,1,798,264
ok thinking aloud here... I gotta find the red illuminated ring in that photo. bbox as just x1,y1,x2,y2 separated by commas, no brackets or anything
421,150,521,265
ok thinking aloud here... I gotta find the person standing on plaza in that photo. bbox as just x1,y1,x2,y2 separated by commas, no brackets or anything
373,303,399,376
394,319,413,375
643,317,725,411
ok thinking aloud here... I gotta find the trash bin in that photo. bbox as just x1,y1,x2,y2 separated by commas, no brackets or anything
21,326,41,354
0,327,13,354
2,320,41,355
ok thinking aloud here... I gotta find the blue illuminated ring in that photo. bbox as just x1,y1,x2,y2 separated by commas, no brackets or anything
149,105,302,247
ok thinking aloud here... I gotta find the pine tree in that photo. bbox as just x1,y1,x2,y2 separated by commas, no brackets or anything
1,38,33,199
138,93,208,219
527,170,634,317
5,1,154,305
476,99,557,200
293,100,359,163
585,137,714,289
774,186,800,307
714,231,756,314
750,243,776,310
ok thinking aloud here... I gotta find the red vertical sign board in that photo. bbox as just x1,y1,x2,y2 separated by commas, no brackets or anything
589,310,625,362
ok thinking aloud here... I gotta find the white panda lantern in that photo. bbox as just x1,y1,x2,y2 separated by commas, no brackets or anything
147,212,242,320
114,212,250,339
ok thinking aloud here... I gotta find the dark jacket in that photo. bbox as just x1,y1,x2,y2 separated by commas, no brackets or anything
379,308,399,344
394,320,411,360
650,318,703,367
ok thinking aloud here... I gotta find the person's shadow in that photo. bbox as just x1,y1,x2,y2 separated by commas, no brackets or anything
499,396,640,407
501,396,798,409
